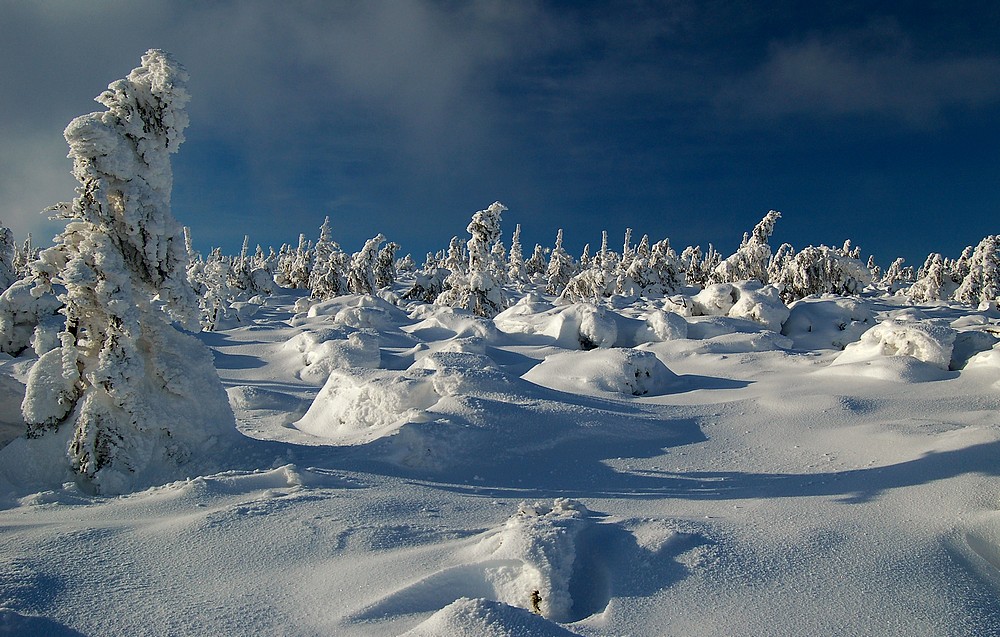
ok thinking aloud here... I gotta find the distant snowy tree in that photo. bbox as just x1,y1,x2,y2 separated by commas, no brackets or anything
524,244,547,277
713,210,781,284
954,235,1000,305
444,236,466,277
437,201,508,317
770,244,872,302
866,255,882,283
308,216,342,294
403,252,447,303
578,243,591,270
285,234,313,289
0,224,16,291
880,257,913,294
395,253,416,272
545,229,575,295
909,254,948,303
18,50,234,493
507,223,527,284
347,234,385,295
374,241,400,289
12,233,36,279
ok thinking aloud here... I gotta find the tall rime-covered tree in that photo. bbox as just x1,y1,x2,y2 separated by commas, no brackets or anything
15,50,234,493
437,202,508,317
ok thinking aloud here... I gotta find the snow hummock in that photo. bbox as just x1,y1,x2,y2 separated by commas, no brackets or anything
522,348,681,396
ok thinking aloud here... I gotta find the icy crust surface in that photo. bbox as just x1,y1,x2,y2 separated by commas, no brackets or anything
3,289,1000,636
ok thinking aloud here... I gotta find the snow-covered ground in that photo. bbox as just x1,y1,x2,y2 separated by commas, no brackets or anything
3,288,1000,636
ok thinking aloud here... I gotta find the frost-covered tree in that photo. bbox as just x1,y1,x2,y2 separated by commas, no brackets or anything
0,224,16,291
437,201,508,317
374,241,400,289
525,244,547,277
770,244,872,302
16,50,234,493
444,236,466,277
285,234,313,289
347,234,385,295
880,257,913,294
395,253,416,273
909,254,948,303
507,223,527,284
954,235,1000,305
307,216,346,297
545,229,575,295
12,233,36,279
713,210,781,284
403,252,447,303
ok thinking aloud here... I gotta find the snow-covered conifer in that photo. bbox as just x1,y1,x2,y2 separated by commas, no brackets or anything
403,252,447,303
507,223,527,284
866,255,882,283
395,253,416,273
374,241,400,289
444,236,466,277
437,202,508,317
770,244,872,302
525,244,547,277
713,210,781,284
347,234,385,295
285,234,313,289
954,235,1000,305
16,50,234,492
545,229,575,295
0,224,16,291
909,254,947,303
880,257,913,294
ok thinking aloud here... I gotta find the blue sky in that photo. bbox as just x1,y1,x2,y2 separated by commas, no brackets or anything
2,1,999,268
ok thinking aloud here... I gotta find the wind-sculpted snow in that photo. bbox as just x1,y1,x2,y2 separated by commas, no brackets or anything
522,348,682,397
4,288,1000,635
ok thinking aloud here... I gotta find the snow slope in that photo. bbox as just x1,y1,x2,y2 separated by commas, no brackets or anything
2,289,1000,636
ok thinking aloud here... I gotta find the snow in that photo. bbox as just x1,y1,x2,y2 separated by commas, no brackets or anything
3,287,1000,635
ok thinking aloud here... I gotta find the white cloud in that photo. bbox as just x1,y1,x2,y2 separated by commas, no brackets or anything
725,21,1000,124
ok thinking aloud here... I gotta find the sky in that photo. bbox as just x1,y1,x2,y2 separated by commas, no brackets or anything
2,1,999,268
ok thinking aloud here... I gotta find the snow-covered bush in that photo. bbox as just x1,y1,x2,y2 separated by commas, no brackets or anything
10,50,234,493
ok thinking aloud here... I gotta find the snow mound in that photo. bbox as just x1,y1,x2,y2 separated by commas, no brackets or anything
833,319,956,370
399,597,582,637
283,327,380,384
497,300,686,348
226,385,301,411
407,305,500,342
523,348,680,396
293,294,407,330
472,499,592,622
293,367,439,444
691,282,788,331
637,309,689,342
781,296,874,350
